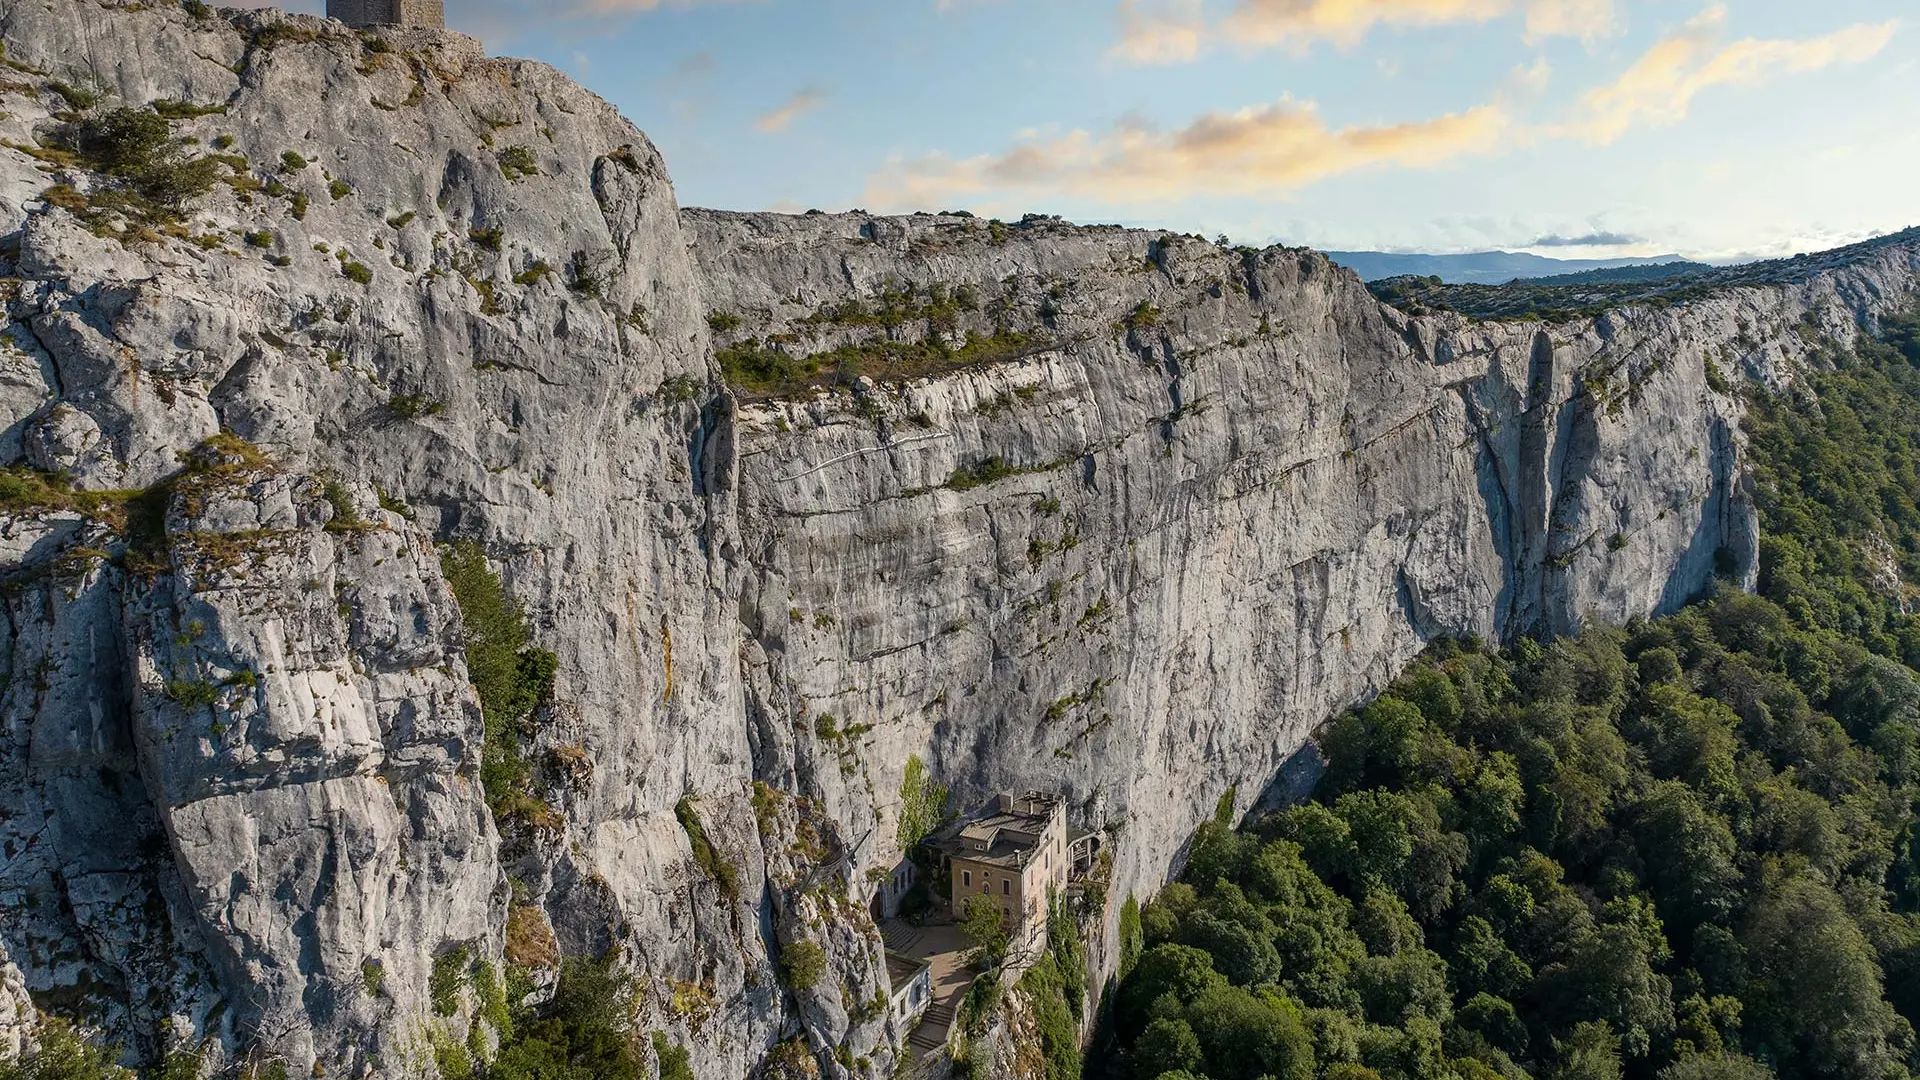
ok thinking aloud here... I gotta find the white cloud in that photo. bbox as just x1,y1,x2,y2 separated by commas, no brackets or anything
1559,6,1897,144
1506,56,1553,97
1523,0,1615,43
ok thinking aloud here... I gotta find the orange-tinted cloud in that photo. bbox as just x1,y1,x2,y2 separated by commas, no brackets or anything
1112,0,1615,62
576,0,753,10
866,97,1511,209
1113,0,1207,63
879,5,1899,214
1224,0,1511,48
755,88,828,133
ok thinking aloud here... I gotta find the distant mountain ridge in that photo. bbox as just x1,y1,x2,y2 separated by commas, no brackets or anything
1367,226,1920,322
1514,261,1714,285
1325,249,1690,285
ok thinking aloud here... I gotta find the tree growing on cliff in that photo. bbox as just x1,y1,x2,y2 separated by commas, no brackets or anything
1018,897,1089,1080
959,897,1009,970
441,541,560,825
897,755,949,852
781,939,827,992
56,107,222,217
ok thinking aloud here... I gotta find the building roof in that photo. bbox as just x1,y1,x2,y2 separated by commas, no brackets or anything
886,951,929,992
932,791,1063,870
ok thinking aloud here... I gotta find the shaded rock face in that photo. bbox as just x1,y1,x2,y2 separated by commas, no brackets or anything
0,3,1915,1077
0,459,497,1070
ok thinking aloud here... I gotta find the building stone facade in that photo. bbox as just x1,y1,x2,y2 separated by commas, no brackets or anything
933,792,1069,948
326,0,445,29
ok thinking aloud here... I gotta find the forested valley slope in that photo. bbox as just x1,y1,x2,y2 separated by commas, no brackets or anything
1090,313,1920,1080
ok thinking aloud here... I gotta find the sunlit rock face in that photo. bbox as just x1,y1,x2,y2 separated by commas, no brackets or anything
1,2,1917,1074
689,208,1920,973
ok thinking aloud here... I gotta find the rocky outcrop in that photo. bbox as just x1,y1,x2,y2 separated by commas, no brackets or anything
0,2,778,1074
0,440,500,1069
0,2,1915,1077
0,941,32,1059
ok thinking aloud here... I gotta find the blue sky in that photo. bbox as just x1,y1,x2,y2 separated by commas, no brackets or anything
261,0,1917,260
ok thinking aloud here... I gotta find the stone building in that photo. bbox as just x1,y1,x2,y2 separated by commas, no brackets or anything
885,952,932,1030
874,857,917,920
933,792,1069,947
326,0,445,28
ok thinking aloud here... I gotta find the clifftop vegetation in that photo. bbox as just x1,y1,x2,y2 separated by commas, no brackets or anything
1368,230,1920,322
717,325,1048,399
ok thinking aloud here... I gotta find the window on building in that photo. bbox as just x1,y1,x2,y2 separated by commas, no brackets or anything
962,869,971,888
1002,879,1010,896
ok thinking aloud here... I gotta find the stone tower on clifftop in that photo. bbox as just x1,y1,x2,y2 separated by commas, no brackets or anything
327,0,445,28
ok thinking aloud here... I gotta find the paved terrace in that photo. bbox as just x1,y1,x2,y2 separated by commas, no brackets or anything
881,916,975,1061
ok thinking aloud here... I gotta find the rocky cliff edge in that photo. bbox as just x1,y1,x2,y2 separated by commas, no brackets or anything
0,2,1915,1077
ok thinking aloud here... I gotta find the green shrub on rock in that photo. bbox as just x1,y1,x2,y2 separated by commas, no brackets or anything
781,939,826,991
0,1019,132,1080
440,541,559,824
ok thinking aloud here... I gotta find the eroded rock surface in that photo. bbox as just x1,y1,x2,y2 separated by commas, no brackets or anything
688,208,1919,955
0,2,1915,1077
0,2,785,1073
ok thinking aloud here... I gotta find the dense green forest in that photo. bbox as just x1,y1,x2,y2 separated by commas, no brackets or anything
1366,232,1920,322
1101,311,1920,1080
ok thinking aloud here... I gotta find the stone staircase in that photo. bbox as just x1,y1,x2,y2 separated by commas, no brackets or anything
908,997,957,1059
880,916,970,1069
882,922,926,954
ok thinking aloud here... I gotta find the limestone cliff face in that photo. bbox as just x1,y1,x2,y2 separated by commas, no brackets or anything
0,3,785,1074
687,209,1919,939
0,2,1916,1077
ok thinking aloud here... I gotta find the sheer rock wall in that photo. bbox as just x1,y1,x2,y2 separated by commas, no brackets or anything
0,3,1915,1076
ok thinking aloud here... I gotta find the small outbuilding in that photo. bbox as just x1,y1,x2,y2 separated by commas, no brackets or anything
886,951,932,1029
326,0,445,29
875,857,918,920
